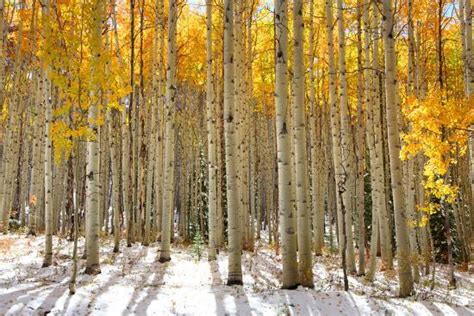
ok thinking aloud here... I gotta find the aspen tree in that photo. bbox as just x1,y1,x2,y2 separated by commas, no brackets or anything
224,0,243,285
28,4,40,236
154,0,165,242
2,5,25,234
234,1,246,249
372,5,393,270
355,0,366,276
69,153,79,295
159,0,178,263
247,3,257,250
206,0,218,261
0,94,16,234
275,0,298,289
336,0,356,274
363,0,379,281
309,0,324,256
145,0,162,247
325,0,343,251
85,0,105,275
462,0,474,220
382,0,414,297
293,0,313,288
42,0,53,268
143,62,157,247
29,75,43,236
129,0,137,245
406,0,420,282
108,109,121,253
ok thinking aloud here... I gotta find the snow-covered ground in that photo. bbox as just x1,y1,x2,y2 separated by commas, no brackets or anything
0,234,472,315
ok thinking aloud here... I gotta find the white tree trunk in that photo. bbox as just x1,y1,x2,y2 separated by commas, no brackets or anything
206,0,218,261
224,0,243,285
293,0,313,288
275,0,298,289
85,0,105,275
382,0,414,297
159,0,178,263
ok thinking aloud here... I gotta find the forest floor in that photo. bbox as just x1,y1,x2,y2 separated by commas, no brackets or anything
0,233,473,315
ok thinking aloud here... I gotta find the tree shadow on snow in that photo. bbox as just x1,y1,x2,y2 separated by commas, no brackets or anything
280,291,369,315
210,258,254,315
0,279,69,315
124,250,168,315
0,284,44,313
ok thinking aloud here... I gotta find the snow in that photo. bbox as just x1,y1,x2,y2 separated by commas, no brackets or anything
0,234,473,315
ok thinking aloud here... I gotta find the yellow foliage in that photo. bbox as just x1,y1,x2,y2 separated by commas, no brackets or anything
402,87,473,211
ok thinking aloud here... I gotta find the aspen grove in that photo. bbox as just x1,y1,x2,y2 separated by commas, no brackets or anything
0,0,473,314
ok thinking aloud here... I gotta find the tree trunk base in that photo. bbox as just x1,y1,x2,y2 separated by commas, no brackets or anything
85,265,101,275
281,283,299,290
448,278,457,289
227,279,243,286
158,256,171,263
69,283,76,295
41,261,52,268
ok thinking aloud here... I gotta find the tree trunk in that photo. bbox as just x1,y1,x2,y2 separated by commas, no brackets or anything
206,0,217,261
85,0,105,275
224,0,243,285
275,0,298,289
292,0,313,288
382,0,413,297
159,0,178,263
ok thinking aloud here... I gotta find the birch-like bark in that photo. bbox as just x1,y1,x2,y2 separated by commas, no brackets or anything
108,110,121,253
325,0,344,255
85,0,105,275
28,73,43,236
206,0,218,260
382,0,413,297
159,0,177,263
462,0,474,232
224,0,243,285
309,0,324,256
41,0,53,267
336,0,356,274
372,6,393,270
406,0,420,282
363,0,379,281
293,0,313,288
275,0,298,289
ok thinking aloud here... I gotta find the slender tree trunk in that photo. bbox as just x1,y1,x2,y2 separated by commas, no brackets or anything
382,0,413,297
308,0,324,256
372,5,393,270
108,110,121,253
365,49,380,283
292,0,313,288
85,0,105,275
159,0,178,263
69,155,78,295
275,0,298,289
355,0,366,276
42,0,53,267
224,0,243,285
336,0,356,274
206,0,218,261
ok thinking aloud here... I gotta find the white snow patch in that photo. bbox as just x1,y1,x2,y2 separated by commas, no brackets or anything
0,234,472,315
